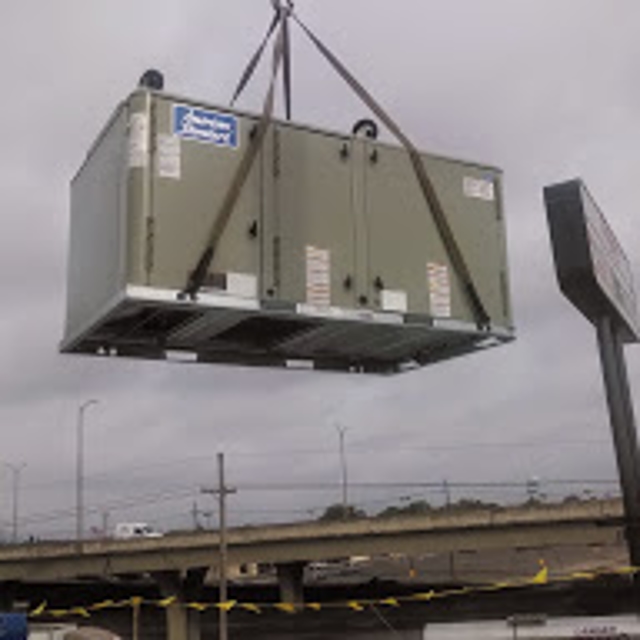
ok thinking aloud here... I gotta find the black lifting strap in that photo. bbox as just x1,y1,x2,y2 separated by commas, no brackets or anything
230,10,280,108
292,14,491,331
281,6,293,121
180,11,287,300
230,1,293,120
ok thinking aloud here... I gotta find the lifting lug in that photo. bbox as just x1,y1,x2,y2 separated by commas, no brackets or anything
352,118,378,140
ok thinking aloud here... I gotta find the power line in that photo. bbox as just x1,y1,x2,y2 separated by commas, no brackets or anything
17,437,613,494
14,476,619,534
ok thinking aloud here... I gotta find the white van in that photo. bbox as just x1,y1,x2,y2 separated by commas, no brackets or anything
113,522,162,540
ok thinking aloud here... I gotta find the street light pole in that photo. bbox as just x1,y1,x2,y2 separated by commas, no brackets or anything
336,424,348,516
76,399,98,548
4,463,26,544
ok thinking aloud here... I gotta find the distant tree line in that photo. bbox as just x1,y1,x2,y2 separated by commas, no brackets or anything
316,493,597,522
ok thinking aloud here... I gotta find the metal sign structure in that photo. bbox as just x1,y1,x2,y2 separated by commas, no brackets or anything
544,179,640,567
545,179,639,342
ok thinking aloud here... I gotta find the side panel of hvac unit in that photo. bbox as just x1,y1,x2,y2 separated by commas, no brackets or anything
65,92,266,358
148,95,261,293
274,126,356,310
66,104,129,346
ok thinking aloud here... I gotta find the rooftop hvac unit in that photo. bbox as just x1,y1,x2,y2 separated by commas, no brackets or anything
62,87,513,373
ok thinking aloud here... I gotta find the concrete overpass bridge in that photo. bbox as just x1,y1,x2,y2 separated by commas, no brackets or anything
0,499,626,640
0,499,625,583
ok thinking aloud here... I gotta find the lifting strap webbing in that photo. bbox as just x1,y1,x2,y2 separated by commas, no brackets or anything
282,11,292,120
230,10,280,109
292,14,491,330
230,2,293,120
180,15,286,300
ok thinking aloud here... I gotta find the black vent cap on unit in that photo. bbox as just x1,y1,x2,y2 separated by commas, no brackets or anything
139,69,164,91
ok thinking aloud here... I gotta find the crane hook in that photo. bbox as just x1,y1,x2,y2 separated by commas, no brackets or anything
271,0,294,15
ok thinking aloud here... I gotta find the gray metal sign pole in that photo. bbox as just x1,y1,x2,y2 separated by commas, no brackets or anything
596,314,640,566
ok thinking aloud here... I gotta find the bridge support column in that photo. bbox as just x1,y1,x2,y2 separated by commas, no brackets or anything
165,602,200,640
154,569,207,640
0,583,15,610
276,561,306,605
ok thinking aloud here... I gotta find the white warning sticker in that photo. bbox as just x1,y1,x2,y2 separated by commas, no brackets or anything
381,289,408,313
128,113,149,168
226,272,258,299
427,262,451,318
463,176,495,201
157,134,181,179
306,246,331,307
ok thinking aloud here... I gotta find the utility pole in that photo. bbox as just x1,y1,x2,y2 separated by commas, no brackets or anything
442,479,451,508
5,463,26,544
218,453,230,640
336,424,348,517
76,399,98,550
202,453,236,640
101,511,110,539
192,501,200,530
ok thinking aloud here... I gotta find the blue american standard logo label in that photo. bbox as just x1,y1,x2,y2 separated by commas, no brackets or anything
173,104,239,148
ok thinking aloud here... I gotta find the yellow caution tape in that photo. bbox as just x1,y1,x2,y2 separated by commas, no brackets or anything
477,581,516,592
531,564,548,585
413,591,436,601
614,565,637,575
241,603,262,614
90,600,115,611
379,598,400,607
570,571,597,581
30,602,47,617
27,563,640,620
158,596,177,608
49,610,68,619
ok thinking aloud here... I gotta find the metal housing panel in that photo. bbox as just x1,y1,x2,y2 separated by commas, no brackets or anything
365,142,447,316
149,97,262,292
420,155,510,329
274,125,356,309
66,104,128,341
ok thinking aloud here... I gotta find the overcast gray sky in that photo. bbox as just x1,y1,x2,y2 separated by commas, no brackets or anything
1,0,639,539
